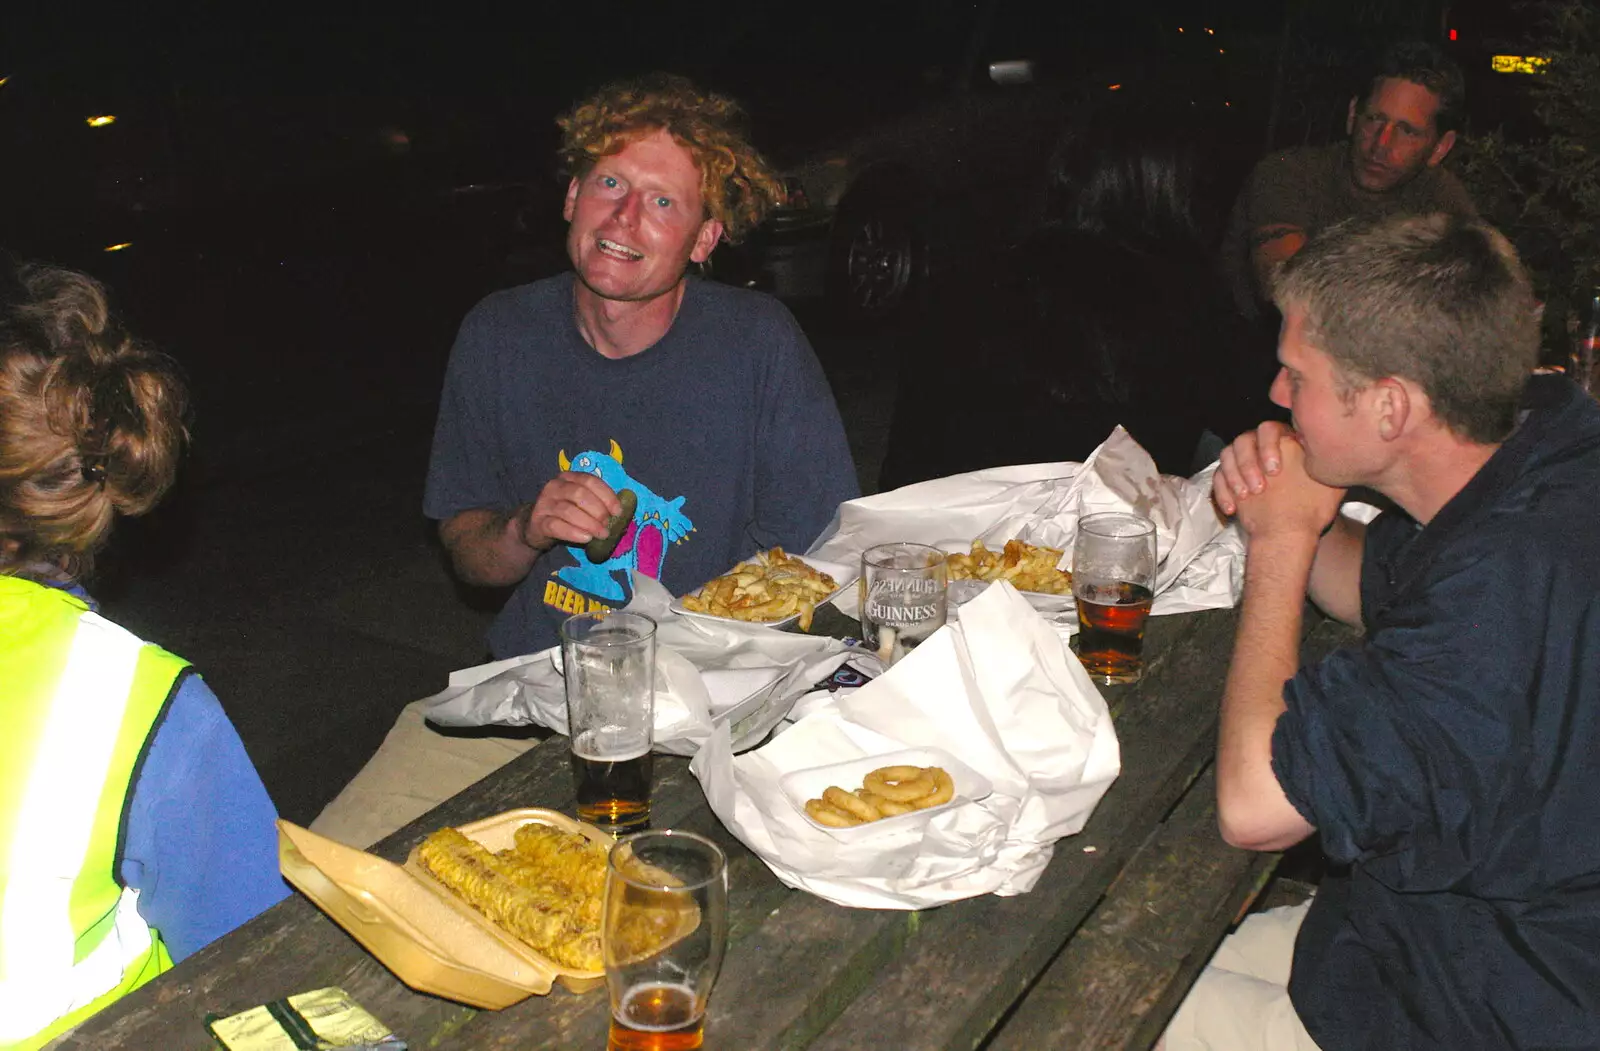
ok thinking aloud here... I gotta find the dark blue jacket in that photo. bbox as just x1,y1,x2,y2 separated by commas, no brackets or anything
1274,375,1600,1049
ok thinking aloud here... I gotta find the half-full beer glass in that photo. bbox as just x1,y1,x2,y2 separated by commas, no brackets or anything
1071,512,1157,685
605,830,728,1051
859,542,948,666
561,610,656,833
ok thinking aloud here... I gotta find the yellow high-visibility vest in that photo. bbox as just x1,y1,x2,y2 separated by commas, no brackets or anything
0,576,187,1049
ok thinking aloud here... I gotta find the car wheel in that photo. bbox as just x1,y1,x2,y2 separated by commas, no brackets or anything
827,191,927,326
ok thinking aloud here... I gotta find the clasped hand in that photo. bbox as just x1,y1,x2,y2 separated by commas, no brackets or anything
1213,422,1345,540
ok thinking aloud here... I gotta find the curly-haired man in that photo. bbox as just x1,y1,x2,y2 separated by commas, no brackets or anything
311,75,858,848
556,74,785,251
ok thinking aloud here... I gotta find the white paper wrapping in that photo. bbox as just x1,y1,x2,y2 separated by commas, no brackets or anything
420,576,855,756
691,581,1121,909
807,427,1244,634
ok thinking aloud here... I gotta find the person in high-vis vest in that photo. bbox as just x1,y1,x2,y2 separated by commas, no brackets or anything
0,264,287,1049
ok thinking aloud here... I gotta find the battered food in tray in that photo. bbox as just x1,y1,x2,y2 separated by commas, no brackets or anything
416,823,606,971
803,764,955,827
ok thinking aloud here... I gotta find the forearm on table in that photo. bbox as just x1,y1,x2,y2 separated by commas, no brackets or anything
440,506,545,587
1250,225,1306,299
1217,531,1320,851
1307,516,1365,626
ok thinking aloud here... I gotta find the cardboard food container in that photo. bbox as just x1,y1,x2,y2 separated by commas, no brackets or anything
277,808,611,1009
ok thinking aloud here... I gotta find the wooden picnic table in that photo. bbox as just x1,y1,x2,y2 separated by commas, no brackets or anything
50,604,1357,1051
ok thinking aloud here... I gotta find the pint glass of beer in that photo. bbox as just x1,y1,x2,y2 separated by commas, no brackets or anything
859,542,948,666
604,830,728,1051
1071,512,1157,685
561,610,656,833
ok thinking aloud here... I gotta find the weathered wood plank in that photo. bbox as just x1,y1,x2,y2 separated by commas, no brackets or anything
430,796,802,1049
796,609,1242,1051
432,607,1360,1051
409,612,1243,1051
49,602,1333,1051
984,767,1276,1051
431,612,1242,1051
972,611,1359,1051
47,736,707,1049
46,862,473,1049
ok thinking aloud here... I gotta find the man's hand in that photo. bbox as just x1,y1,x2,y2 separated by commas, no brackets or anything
521,472,624,551
439,473,623,589
1233,437,1344,543
1213,420,1295,515
1215,421,1363,626
1213,422,1344,540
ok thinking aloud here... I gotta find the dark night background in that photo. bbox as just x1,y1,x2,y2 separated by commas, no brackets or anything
0,0,1540,822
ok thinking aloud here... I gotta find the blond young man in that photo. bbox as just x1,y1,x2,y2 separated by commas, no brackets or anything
1167,214,1600,1048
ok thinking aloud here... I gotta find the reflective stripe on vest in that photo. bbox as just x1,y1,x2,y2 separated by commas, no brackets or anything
0,579,183,1046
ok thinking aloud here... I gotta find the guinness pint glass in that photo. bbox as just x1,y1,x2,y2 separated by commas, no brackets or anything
860,542,948,666
561,610,656,833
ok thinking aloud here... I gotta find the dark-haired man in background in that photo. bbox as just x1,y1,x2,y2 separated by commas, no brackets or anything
1221,41,1477,319
1165,213,1600,1049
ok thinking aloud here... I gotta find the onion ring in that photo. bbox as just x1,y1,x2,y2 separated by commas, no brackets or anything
906,766,954,809
858,789,915,817
805,798,861,827
864,765,936,802
824,786,882,822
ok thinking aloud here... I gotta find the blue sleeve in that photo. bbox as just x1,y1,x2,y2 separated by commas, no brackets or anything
424,296,516,523
120,674,289,961
1270,537,1527,868
750,305,860,550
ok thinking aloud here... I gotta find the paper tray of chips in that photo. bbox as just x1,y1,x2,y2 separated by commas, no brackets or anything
277,808,610,1009
672,553,856,630
936,538,1077,618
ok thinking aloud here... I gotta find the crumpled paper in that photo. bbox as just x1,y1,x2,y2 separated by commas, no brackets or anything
420,577,854,756
808,427,1243,634
691,581,1120,908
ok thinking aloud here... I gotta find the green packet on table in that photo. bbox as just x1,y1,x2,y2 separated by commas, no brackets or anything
206,986,405,1051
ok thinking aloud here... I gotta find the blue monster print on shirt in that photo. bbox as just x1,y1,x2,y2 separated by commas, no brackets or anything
553,439,692,603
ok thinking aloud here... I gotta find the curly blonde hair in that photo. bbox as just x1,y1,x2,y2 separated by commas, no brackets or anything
557,73,786,244
0,265,188,584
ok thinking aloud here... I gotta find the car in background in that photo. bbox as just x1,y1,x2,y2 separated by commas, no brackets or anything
707,0,1240,326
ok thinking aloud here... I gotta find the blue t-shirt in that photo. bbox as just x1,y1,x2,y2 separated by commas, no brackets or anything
1271,376,1600,1049
424,273,859,658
